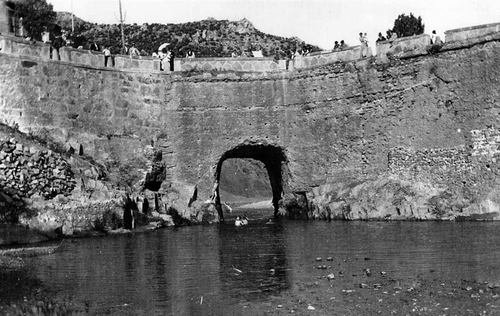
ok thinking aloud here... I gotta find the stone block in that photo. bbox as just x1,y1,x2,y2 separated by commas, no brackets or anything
89,52,104,67
59,46,72,62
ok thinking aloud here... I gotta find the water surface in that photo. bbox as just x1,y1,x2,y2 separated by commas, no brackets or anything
30,211,500,315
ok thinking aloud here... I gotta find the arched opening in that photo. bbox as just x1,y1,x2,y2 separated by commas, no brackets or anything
219,158,273,215
213,142,288,220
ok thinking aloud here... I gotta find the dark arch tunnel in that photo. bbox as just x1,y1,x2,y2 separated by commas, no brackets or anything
214,143,288,221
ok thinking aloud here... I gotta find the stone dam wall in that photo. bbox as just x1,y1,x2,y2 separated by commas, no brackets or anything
1,22,500,233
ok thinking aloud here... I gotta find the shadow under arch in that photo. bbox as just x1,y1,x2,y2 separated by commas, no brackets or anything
214,142,288,220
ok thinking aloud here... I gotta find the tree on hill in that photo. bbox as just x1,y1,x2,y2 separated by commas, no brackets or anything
391,13,425,38
14,0,57,40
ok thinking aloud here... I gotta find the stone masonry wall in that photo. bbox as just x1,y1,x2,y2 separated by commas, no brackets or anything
1,22,500,225
388,146,471,183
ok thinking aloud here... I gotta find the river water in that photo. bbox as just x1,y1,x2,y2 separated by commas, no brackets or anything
28,209,500,315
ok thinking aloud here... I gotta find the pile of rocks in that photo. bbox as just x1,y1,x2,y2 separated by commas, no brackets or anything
0,138,76,206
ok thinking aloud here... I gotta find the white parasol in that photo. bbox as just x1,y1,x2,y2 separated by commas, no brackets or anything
158,43,170,52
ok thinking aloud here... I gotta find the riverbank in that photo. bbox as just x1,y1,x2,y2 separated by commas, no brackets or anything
0,254,87,315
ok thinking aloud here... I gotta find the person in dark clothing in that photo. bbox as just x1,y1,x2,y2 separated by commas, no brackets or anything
52,35,64,60
376,32,386,42
90,42,99,52
169,51,175,71
333,41,340,51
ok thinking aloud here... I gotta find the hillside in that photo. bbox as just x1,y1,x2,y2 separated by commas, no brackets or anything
219,158,272,203
55,13,321,58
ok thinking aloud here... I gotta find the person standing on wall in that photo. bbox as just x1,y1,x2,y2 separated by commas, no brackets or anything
129,43,141,59
359,32,368,58
169,50,175,71
41,27,50,44
52,34,64,60
103,46,114,67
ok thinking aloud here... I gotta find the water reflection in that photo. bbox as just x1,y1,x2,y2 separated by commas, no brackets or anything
218,220,290,300
29,219,500,315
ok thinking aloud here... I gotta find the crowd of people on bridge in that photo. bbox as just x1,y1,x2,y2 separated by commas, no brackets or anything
23,21,446,72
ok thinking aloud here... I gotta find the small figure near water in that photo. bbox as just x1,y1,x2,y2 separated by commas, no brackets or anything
241,214,249,225
235,216,243,227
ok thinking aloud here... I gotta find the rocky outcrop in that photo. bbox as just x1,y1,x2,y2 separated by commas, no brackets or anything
0,135,78,227
0,138,76,203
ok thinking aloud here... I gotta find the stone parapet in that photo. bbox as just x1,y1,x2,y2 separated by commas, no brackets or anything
0,34,50,59
445,22,500,43
376,34,431,60
0,20,499,74
0,36,162,72
293,46,371,69
179,56,282,72
60,45,162,71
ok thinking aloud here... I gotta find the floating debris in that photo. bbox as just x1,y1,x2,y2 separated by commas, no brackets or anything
327,273,335,281
232,266,242,273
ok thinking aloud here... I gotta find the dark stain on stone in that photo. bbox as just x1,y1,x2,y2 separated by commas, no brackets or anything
21,61,38,68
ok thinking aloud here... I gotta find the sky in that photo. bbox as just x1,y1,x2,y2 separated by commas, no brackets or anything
48,0,500,50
